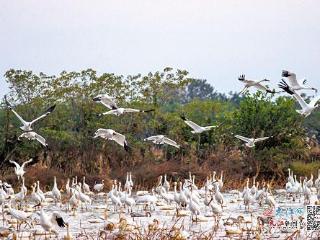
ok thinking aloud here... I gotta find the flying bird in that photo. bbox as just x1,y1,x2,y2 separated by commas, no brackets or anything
282,70,317,93
235,135,270,148
238,74,276,94
144,135,180,149
5,97,56,132
180,115,216,133
93,94,118,110
18,131,48,147
94,128,129,151
279,80,320,117
99,107,155,116
9,158,33,181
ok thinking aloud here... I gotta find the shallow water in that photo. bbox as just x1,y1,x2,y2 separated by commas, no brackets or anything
1,190,320,239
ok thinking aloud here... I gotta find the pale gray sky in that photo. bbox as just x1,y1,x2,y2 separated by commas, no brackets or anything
1,0,320,97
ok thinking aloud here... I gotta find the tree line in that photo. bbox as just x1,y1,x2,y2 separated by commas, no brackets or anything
0,68,319,187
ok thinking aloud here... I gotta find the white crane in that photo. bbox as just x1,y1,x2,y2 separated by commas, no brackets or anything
181,115,216,133
279,79,320,117
52,176,61,202
235,135,270,148
93,93,118,110
39,209,66,234
94,128,129,151
93,180,104,192
282,70,317,93
18,131,48,147
82,177,90,194
9,158,33,180
163,174,170,192
144,135,180,149
5,98,56,132
238,74,276,94
4,206,32,230
99,107,154,116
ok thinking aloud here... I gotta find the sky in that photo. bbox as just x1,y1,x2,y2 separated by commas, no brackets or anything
1,0,320,97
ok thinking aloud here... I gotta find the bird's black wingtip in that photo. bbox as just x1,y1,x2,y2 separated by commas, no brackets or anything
144,109,155,113
238,74,245,81
46,104,56,113
278,79,294,95
282,70,289,77
180,115,187,121
56,216,66,228
124,141,130,152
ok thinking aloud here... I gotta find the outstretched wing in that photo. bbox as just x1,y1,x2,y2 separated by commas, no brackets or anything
184,120,203,131
34,133,48,147
144,135,161,141
111,131,126,147
235,135,251,143
123,108,141,113
309,95,320,107
254,137,270,143
163,137,180,148
5,97,27,125
21,158,33,168
102,109,118,115
282,70,299,87
279,80,309,109
93,95,118,110
30,105,56,125
9,160,21,169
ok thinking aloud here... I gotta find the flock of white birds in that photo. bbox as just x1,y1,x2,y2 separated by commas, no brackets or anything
1,70,320,239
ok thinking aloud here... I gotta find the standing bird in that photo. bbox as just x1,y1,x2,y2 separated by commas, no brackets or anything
93,180,104,192
9,159,33,181
52,176,61,203
144,135,180,149
98,107,154,116
5,98,56,132
235,135,270,148
94,128,129,151
238,74,276,94
282,70,317,93
180,115,216,133
279,80,320,117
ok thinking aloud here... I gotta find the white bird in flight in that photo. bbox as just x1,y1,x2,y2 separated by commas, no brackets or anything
235,135,270,148
144,135,180,149
181,115,216,133
238,74,276,94
99,107,155,116
93,94,118,110
18,131,48,147
282,70,317,93
94,128,129,151
279,80,320,117
5,97,56,132
9,158,33,180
